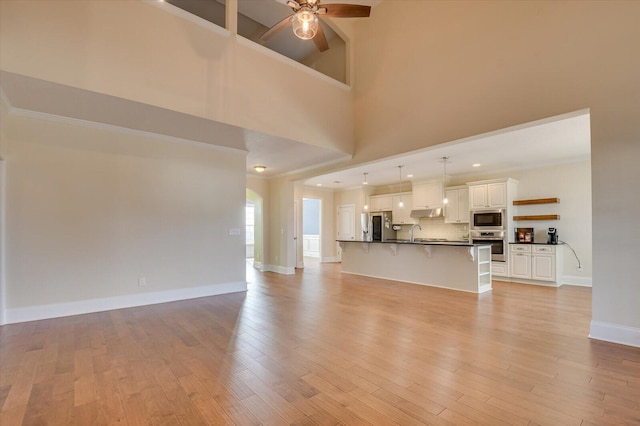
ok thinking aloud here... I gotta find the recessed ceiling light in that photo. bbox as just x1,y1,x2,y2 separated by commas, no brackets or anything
407,174,414,178
472,163,481,167
316,183,322,187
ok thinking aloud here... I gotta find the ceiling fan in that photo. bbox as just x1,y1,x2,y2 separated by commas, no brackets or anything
260,0,371,52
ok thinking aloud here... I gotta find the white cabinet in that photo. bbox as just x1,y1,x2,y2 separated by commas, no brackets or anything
532,246,556,281
509,244,560,283
510,245,532,279
392,194,415,224
413,182,443,209
369,195,393,212
469,182,507,209
445,186,469,223
491,262,507,277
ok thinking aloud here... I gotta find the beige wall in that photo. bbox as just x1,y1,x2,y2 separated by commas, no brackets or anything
0,0,354,155
3,111,246,315
351,1,639,335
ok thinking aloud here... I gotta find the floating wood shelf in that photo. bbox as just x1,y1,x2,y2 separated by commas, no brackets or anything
513,198,560,205
513,215,560,221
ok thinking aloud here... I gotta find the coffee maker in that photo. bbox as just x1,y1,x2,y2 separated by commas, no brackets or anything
547,228,558,244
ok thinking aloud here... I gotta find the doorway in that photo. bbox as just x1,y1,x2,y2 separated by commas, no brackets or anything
246,189,264,274
302,198,321,265
336,204,356,262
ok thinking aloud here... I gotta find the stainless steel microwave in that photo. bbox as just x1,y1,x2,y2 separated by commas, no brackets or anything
472,209,506,230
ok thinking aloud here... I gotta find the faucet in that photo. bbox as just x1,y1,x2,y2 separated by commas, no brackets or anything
410,224,422,243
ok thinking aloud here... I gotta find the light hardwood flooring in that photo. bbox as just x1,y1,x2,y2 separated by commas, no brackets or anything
1,262,639,425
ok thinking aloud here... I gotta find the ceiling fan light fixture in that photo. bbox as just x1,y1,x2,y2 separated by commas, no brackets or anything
292,8,319,40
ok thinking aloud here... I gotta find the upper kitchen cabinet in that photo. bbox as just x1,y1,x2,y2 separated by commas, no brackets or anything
468,178,518,210
445,186,469,223
392,193,416,224
369,194,393,212
413,182,443,209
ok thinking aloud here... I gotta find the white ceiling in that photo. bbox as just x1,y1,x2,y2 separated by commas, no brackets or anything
303,110,591,189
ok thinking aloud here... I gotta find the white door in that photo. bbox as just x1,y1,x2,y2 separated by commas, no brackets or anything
337,204,356,261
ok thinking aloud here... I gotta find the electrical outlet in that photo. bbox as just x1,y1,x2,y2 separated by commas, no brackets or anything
138,277,146,287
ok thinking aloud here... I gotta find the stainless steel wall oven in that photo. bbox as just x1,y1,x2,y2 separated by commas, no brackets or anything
471,230,506,262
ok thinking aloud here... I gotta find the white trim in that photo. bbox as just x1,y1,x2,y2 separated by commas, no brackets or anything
4,281,247,325
252,261,264,272
560,275,592,287
263,265,296,275
8,107,248,156
321,256,340,263
478,283,493,294
506,278,561,287
589,321,640,348
263,264,295,275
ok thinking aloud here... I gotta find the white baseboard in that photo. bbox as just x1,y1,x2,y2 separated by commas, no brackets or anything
506,278,561,287
589,321,640,348
478,284,493,294
252,261,264,271
263,264,295,275
4,281,247,325
321,256,340,263
560,275,592,287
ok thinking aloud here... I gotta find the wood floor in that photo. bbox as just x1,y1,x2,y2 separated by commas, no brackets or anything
1,262,639,425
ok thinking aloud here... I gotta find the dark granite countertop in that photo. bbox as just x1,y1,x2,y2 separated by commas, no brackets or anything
337,239,486,247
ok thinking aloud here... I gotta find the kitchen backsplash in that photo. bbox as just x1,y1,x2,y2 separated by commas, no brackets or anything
396,218,468,240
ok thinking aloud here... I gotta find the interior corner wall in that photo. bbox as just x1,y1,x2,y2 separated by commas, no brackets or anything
3,112,247,323
266,177,295,274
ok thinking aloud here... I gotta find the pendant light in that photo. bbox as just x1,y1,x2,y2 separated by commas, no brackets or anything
441,156,450,206
398,165,404,207
362,172,369,210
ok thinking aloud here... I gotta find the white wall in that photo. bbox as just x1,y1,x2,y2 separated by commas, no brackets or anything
2,110,247,323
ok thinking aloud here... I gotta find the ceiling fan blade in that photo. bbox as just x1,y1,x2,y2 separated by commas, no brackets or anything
259,15,293,42
313,23,329,52
321,4,371,18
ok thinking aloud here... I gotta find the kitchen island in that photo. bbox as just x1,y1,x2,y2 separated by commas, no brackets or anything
337,240,492,293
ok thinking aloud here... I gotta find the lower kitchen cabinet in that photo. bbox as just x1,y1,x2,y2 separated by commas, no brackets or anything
491,262,508,277
510,245,531,279
509,244,562,285
532,246,556,281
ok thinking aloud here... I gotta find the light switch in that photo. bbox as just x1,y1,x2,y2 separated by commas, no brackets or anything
229,228,241,236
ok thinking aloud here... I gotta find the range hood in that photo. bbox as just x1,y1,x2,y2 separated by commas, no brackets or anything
410,208,443,218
